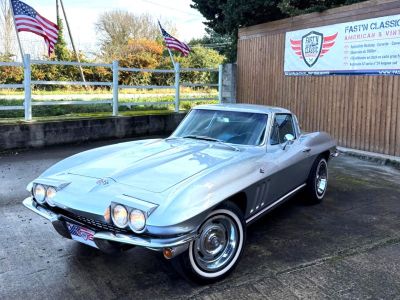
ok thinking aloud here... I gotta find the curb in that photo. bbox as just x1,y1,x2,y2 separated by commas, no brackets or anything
338,146,400,170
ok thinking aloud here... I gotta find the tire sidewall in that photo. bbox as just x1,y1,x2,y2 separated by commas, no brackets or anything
172,202,246,284
315,158,328,200
188,208,244,279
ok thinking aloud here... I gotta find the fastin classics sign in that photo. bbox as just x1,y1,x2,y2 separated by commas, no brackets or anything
284,14,400,76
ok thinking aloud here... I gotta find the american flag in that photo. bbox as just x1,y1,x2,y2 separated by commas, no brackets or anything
11,0,59,55
159,22,190,57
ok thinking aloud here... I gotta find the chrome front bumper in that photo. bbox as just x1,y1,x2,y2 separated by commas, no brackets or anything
22,197,197,250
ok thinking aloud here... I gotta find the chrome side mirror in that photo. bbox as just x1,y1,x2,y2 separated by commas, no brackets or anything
282,134,295,150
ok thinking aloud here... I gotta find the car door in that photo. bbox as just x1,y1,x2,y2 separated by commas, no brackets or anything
264,113,312,203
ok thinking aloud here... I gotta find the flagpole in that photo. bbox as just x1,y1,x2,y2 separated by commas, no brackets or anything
167,48,176,70
56,0,59,21
9,0,25,63
59,0,86,83
158,20,176,70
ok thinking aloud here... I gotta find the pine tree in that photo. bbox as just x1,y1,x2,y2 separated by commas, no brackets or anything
54,17,71,61
191,0,368,62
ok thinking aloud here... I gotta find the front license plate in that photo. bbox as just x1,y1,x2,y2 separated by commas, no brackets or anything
66,222,98,249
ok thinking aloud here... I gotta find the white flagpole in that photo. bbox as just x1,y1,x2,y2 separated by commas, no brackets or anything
59,0,86,83
158,20,176,70
9,0,24,63
167,48,176,70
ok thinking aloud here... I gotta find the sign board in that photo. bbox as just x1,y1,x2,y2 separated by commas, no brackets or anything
284,14,400,76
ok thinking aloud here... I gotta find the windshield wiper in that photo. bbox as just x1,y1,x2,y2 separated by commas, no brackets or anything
182,135,240,151
182,135,220,142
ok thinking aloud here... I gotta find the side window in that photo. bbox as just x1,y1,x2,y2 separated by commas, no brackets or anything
270,114,296,145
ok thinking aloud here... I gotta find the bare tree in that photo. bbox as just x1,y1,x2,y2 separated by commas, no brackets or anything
95,10,175,60
0,0,15,56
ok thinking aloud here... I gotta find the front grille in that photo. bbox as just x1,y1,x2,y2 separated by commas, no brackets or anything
72,214,129,233
48,205,129,234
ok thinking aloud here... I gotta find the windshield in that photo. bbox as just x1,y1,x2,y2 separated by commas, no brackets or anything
172,109,268,146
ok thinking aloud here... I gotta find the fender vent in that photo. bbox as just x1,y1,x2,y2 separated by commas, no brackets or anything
252,181,270,213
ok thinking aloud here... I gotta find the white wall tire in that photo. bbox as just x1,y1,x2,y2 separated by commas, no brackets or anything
305,156,329,204
315,158,328,200
171,202,246,284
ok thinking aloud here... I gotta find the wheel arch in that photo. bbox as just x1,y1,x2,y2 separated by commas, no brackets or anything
218,191,247,216
321,150,331,162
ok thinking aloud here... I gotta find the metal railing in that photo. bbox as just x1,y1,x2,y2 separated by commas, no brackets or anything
0,54,222,121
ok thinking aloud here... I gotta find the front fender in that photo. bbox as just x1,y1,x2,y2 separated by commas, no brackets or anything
147,153,264,228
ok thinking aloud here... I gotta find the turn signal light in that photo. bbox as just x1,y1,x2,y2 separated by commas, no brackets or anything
163,248,174,260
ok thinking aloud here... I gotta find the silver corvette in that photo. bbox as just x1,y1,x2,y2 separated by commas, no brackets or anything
23,104,337,283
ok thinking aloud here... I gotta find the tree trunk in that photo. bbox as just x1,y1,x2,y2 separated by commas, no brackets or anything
0,0,15,56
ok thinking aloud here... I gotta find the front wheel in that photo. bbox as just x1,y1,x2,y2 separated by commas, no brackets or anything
171,202,246,284
305,156,329,204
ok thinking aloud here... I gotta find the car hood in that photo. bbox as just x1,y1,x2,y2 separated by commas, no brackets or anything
65,139,241,193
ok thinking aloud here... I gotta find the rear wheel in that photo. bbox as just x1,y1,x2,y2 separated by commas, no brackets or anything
305,156,329,204
171,202,246,284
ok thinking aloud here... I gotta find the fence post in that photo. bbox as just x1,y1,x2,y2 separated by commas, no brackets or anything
23,54,32,121
174,63,180,113
218,64,223,104
112,60,119,116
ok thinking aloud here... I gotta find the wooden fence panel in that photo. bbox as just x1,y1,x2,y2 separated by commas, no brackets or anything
237,0,400,156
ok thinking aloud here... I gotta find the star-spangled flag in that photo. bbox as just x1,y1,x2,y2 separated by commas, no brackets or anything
11,0,59,56
158,22,190,57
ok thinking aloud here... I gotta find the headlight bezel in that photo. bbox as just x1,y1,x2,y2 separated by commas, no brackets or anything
33,184,46,204
111,204,129,228
128,209,147,233
45,186,57,207
110,203,147,233
32,183,59,206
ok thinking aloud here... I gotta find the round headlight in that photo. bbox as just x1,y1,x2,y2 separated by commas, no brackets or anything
112,205,128,228
46,187,57,207
33,184,46,204
129,209,146,232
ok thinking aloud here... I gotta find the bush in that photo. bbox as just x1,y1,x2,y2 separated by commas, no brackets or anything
177,46,224,84
0,40,226,90
0,54,23,84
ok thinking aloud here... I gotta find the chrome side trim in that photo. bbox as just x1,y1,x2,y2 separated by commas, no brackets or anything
93,231,198,249
246,183,306,224
23,197,58,222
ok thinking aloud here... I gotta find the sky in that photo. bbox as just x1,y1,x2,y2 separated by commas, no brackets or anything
14,0,207,57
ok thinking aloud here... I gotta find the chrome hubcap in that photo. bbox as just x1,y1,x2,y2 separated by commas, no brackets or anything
316,160,328,196
193,215,238,272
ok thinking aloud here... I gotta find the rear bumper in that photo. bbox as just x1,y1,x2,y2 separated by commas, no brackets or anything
331,150,339,158
22,197,197,250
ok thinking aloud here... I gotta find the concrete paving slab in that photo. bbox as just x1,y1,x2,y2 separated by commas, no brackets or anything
0,141,399,299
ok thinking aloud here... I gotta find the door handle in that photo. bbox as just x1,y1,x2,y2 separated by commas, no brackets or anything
302,147,311,153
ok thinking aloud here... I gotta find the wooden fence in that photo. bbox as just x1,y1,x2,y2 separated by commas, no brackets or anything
237,0,400,156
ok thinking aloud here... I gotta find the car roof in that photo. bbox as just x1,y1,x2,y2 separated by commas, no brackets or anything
193,104,292,114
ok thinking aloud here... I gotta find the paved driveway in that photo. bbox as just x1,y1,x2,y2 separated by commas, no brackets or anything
1,139,400,299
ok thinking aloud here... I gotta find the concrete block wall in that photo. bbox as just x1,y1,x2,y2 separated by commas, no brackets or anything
0,113,185,151
221,63,237,104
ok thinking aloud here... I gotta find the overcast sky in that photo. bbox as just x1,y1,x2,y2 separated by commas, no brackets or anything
16,0,207,56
